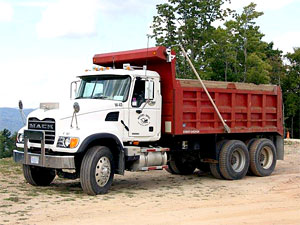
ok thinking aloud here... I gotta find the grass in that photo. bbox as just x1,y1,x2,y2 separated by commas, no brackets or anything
0,204,12,208
0,158,22,176
4,197,19,202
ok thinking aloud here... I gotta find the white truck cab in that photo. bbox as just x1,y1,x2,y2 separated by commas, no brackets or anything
14,65,167,195
17,67,162,150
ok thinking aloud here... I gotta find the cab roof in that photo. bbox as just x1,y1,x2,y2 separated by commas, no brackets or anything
79,68,160,79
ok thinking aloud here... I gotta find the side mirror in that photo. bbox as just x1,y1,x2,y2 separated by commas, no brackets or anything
18,100,26,125
145,80,154,100
70,80,81,99
18,100,23,110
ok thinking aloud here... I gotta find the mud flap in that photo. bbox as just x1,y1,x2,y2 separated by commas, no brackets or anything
116,150,125,175
275,135,284,160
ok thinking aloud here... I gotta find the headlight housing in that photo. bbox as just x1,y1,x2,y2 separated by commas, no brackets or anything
17,133,24,143
57,136,79,149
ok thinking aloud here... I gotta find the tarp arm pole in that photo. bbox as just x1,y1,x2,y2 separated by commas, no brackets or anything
179,44,231,133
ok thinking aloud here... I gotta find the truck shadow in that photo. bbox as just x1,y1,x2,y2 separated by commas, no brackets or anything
49,170,216,195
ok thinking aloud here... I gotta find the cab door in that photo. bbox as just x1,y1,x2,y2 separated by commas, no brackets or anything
128,78,160,137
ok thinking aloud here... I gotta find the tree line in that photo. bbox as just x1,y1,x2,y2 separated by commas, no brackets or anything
152,0,300,138
0,129,16,159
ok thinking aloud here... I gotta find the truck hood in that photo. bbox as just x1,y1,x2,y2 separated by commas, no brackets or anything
27,99,122,121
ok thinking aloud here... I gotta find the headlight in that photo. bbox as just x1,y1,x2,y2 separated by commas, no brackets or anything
57,136,79,149
17,133,24,143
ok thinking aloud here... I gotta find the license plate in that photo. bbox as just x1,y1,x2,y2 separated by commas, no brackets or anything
30,156,39,164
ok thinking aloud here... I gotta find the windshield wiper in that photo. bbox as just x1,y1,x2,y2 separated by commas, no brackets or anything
92,96,108,99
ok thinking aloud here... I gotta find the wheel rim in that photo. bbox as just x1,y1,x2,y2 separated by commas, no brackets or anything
259,146,273,169
230,148,246,173
95,156,111,187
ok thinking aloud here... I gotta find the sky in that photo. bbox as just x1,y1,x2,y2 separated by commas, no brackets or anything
0,0,300,108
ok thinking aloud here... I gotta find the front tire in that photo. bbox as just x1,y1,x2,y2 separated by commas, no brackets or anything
80,146,114,195
23,165,56,186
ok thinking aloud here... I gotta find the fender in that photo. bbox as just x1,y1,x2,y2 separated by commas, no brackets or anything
77,133,123,153
77,133,125,175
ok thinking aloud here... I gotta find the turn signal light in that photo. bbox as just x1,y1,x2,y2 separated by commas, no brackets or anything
70,138,79,149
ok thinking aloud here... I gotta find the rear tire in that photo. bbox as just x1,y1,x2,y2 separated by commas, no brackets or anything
209,140,227,179
209,164,222,179
219,140,249,180
197,162,210,172
249,139,276,177
167,154,196,175
80,146,114,195
23,165,56,186
245,138,258,175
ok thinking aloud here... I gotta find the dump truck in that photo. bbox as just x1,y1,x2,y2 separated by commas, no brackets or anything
14,46,284,195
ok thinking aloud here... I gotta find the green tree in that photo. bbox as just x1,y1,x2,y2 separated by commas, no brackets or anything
264,42,285,85
204,3,276,84
205,27,236,81
152,0,231,78
223,3,268,82
245,53,271,84
282,48,300,138
0,129,16,158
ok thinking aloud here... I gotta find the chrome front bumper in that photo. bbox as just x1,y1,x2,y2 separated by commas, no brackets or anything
13,130,75,169
13,150,75,169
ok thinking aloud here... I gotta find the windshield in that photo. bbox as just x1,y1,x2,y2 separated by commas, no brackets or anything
76,75,131,101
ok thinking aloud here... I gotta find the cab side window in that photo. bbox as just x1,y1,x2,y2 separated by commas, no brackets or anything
132,80,145,107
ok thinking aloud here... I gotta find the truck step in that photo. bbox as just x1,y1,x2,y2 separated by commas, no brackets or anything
140,165,168,171
140,147,170,153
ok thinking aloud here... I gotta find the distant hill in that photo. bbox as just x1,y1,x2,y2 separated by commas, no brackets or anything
0,108,35,134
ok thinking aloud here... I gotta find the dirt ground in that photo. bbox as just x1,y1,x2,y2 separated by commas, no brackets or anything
0,140,299,225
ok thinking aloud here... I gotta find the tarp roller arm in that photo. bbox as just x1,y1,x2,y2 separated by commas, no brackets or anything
179,44,231,133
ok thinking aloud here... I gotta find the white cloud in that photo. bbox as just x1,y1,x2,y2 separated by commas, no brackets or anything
16,2,50,8
272,31,300,53
0,1,13,22
36,0,98,38
226,0,300,11
36,0,164,38
0,56,91,108
98,0,164,14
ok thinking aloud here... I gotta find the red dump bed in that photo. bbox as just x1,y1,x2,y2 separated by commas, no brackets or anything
93,46,284,136
169,79,283,136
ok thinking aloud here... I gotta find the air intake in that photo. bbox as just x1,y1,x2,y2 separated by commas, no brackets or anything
105,112,119,122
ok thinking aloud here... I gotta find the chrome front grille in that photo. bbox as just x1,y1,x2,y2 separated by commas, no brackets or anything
28,118,56,144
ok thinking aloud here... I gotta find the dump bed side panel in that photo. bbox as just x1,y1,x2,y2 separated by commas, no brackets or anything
162,79,283,136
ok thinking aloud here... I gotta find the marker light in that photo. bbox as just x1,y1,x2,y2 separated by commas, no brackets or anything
92,66,111,71
123,63,133,70
133,141,139,146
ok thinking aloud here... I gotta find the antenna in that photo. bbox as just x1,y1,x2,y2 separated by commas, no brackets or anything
145,34,151,77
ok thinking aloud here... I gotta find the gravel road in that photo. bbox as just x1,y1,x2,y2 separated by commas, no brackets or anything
0,141,299,225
